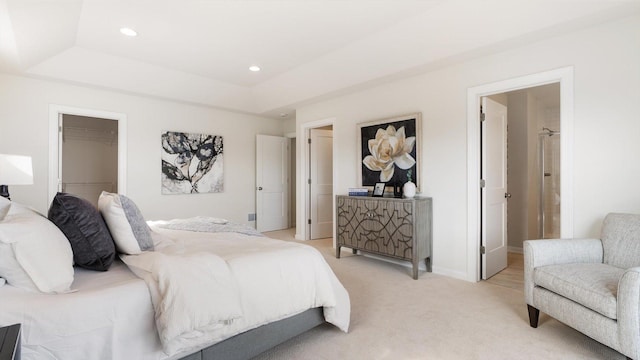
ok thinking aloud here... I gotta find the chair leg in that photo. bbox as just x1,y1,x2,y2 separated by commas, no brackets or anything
527,305,539,328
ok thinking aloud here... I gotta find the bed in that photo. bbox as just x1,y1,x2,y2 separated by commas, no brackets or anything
0,193,350,360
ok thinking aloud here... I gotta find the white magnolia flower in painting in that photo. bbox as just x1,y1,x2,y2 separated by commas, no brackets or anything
363,125,416,182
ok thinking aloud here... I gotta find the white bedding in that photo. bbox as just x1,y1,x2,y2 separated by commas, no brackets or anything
0,225,350,360
124,226,351,355
0,260,168,360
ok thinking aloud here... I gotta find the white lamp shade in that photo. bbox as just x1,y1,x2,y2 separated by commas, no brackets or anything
0,154,33,185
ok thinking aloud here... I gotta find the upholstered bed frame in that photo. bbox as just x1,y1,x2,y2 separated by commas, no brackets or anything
3,308,324,360
177,308,325,360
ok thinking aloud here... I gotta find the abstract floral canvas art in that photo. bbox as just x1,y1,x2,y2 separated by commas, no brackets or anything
161,131,224,194
358,113,421,191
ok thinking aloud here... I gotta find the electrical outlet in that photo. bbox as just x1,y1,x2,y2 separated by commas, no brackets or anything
248,213,256,221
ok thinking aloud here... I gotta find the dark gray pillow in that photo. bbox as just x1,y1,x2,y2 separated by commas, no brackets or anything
48,192,115,271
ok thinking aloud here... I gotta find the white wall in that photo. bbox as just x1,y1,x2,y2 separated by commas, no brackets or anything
0,74,284,224
295,14,640,279
282,118,296,135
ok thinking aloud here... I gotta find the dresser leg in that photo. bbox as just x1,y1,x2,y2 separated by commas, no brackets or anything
336,246,341,258
425,257,432,272
412,263,418,280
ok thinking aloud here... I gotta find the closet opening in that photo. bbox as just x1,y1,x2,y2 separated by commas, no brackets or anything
60,115,118,207
48,104,127,206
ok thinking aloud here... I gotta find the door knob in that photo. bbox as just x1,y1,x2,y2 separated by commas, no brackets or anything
257,186,263,190
505,192,512,199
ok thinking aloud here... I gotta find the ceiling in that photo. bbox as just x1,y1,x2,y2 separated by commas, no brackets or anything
0,0,638,119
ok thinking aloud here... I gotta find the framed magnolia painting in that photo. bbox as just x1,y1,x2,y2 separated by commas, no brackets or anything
357,113,422,192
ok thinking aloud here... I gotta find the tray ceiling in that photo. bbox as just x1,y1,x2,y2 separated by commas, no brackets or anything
0,0,637,117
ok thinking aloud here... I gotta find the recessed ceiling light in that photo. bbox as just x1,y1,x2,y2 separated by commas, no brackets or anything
120,27,137,37
249,65,261,72
280,113,288,118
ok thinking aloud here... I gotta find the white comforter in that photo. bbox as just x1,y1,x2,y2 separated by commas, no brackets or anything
121,225,350,356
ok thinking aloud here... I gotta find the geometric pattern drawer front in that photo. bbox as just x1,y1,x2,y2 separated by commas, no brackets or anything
336,196,414,260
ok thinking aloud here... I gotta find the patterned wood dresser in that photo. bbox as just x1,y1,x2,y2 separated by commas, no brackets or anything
335,195,432,279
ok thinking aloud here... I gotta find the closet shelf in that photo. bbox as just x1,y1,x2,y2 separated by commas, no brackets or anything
63,126,118,145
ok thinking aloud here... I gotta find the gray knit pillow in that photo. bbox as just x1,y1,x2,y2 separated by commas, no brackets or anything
98,192,153,255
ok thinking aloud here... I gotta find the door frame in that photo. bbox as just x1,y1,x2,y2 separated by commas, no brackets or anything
466,66,574,282
48,104,127,205
297,117,336,241
284,132,296,228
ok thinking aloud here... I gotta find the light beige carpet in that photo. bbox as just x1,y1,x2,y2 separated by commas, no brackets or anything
257,229,624,360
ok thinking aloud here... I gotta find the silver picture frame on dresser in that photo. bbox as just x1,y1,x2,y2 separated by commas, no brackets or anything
372,182,386,197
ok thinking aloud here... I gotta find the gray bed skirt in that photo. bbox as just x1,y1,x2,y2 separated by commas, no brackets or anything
180,307,325,360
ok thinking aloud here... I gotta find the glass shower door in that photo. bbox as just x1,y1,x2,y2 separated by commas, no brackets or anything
538,130,561,239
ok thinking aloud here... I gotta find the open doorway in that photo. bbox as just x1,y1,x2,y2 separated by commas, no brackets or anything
48,105,127,206
297,117,336,241
481,83,561,282
493,83,561,245
466,66,574,282
60,115,118,207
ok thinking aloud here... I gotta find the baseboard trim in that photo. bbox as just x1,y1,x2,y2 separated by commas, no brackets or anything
508,246,524,254
359,253,469,281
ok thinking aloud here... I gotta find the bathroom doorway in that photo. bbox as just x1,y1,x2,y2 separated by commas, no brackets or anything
501,83,561,246
482,82,561,281
467,66,573,282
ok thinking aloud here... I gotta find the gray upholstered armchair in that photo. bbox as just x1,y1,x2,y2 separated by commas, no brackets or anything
524,213,640,360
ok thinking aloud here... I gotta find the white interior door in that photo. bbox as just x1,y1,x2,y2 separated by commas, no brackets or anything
309,129,333,239
482,97,508,279
256,135,289,232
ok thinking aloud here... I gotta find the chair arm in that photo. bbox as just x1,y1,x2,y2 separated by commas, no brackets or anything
616,267,640,359
523,238,603,305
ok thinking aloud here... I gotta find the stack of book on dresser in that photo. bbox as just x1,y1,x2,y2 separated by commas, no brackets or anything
348,188,368,196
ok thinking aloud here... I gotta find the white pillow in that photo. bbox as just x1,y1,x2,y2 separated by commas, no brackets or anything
98,192,153,255
0,203,74,293
0,196,10,221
